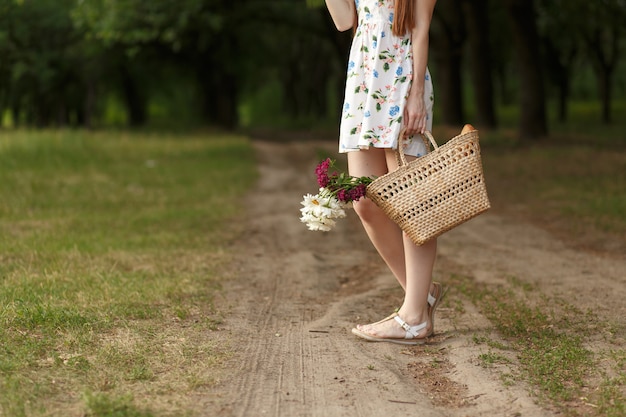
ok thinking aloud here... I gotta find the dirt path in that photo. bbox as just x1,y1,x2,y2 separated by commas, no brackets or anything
204,139,625,417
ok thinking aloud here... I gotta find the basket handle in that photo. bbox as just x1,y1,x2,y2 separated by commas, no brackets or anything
397,130,438,166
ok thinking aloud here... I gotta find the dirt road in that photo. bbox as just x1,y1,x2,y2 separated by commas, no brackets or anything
204,139,625,417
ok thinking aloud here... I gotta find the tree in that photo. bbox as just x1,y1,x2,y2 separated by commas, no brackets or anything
577,0,625,123
0,0,84,127
72,0,243,128
461,0,497,128
431,0,467,126
536,0,581,123
503,0,548,139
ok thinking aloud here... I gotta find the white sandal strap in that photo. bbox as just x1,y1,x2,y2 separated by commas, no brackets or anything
394,316,428,339
428,292,436,307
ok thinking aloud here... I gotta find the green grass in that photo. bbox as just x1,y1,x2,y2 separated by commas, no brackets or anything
452,274,625,416
472,128,626,253
435,116,626,415
83,392,155,417
456,274,592,403
0,129,257,416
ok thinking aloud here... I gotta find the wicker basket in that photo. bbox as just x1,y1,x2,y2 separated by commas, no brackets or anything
366,130,490,245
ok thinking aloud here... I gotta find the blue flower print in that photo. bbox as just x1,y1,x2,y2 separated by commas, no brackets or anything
337,1,434,154
425,73,430,81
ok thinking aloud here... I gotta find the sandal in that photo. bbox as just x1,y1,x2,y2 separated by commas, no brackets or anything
351,314,429,345
428,281,446,336
359,282,442,329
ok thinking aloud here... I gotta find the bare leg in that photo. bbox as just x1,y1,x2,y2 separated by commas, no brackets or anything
347,148,408,288
348,149,438,338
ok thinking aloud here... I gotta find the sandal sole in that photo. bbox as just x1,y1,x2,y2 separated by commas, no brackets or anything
351,327,427,346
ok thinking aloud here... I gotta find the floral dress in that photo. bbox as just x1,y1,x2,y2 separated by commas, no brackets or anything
339,0,434,157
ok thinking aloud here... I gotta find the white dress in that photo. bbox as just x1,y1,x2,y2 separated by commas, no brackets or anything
339,0,434,157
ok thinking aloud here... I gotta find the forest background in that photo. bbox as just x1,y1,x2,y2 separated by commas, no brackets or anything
1,0,625,140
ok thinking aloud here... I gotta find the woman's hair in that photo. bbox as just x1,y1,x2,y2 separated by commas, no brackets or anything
393,0,416,37
353,1,416,37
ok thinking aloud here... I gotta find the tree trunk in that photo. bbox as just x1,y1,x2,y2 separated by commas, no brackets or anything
11,102,20,128
434,49,464,126
431,0,466,126
596,68,613,124
541,37,575,123
198,53,238,129
504,0,548,139
461,0,497,128
120,65,147,128
281,56,301,117
82,80,96,129
57,101,67,127
557,76,569,123
585,26,620,125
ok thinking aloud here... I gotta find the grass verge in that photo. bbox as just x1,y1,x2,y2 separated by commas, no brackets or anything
0,129,257,416
432,123,626,255
450,274,625,417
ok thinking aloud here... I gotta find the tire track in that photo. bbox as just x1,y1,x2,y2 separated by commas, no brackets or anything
217,140,443,417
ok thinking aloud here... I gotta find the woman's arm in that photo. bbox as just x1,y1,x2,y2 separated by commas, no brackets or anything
404,0,437,135
325,0,356,32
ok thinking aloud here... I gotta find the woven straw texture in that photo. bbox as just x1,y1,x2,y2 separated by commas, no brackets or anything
366,130,491,245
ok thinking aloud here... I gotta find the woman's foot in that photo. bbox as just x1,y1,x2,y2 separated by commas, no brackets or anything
428,281,444,334
357,281,443,334
351,313,431,345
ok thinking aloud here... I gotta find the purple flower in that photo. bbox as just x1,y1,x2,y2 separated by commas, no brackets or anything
336,189,348,202
312,158,373,203
349,184,367,202
315,158,331,187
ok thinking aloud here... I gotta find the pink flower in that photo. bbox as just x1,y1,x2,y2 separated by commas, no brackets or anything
315,158,331,187
310,159,375,204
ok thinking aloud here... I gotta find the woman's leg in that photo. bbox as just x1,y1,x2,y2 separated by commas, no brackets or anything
348,148,437,290
347,149,408,288
357,235,437,339
349,148,438,339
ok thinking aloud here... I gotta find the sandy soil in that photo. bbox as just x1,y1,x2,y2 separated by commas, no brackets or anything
200,139,625,417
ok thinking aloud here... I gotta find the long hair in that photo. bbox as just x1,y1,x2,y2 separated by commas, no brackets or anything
392,0,416,37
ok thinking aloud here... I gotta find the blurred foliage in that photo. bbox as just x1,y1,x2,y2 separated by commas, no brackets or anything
0,0,624,136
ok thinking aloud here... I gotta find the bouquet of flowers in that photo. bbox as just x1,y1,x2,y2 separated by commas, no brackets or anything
300,158,374,231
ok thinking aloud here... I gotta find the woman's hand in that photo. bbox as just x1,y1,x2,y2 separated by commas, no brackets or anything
403,91,427,136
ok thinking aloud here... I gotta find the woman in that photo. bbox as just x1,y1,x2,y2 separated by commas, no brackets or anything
325,0,441,344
